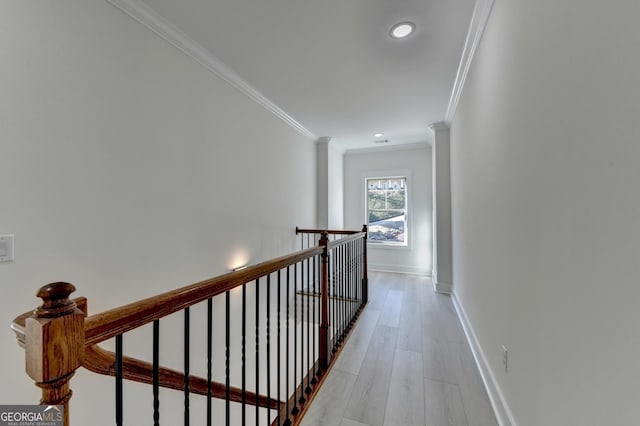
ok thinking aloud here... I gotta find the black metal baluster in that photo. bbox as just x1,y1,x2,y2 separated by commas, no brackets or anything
336,245,341,348
266,274,271,426
153,320,160,426
225,291,231,426
344,244,348,334
242,283,247,425
353,241,357,317
311,253,317,384
184,307,190,426
306,255,311,394
292,263,298,414
340,245,345,342
207,299,213,426
277,270,282,426
116,334,123,426
336,246,344,346
331,248,336,353
357,239,361,306
354,240,358,313
255,278,260,426
350,241,354,320
345,244,349,336
298,261,305,406
285,266,291,424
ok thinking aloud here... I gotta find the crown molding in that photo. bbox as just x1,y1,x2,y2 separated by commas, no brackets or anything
104,0,317,141
345,141,430,156
315,136,332,145
429,121,450,133
445,0,495,125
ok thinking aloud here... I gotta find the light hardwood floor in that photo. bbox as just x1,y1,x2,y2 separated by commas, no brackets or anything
300,272,498,426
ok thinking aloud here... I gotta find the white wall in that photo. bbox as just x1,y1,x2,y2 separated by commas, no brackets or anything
450,0,640,425
344,146,432,275
0,0,315,423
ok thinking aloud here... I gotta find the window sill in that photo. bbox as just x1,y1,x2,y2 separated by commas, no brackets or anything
367,242,412,251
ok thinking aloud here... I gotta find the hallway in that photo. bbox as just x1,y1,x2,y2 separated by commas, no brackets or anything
301,272,497,426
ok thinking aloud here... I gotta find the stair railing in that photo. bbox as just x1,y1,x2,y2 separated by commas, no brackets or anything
11,227,368,426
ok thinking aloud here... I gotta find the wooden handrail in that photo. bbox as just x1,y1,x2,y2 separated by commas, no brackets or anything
326,231,366,249
12,227,369,425
84,245,323,346
296,227,361,235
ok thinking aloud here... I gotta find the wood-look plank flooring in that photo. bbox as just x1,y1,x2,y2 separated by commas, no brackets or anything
301,272,497,426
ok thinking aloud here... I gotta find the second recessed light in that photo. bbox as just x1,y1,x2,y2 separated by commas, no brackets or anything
390,22,415,39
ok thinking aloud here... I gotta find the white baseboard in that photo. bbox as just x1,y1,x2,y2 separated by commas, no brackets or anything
368,263,431,277
451,292,517,426
433,280,452,294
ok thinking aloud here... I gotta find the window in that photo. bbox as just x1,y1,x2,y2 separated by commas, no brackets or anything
366,176,408,245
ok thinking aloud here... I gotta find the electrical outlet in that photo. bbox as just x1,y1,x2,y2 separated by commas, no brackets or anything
502,345,508,373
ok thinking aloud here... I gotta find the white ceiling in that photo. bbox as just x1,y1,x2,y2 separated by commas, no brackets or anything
138,0,475,151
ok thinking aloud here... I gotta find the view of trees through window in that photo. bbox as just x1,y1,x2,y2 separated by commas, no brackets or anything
366,176,407,245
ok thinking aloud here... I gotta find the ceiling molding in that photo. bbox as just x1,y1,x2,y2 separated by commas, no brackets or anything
104,0,317,141
429,121,450,133
345,141,430,156
444,0,495,125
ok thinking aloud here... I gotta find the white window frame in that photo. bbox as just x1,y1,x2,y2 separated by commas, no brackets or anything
363,169,412,249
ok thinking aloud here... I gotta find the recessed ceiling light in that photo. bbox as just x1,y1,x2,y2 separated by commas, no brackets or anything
374,133,384,138
390,22,415,39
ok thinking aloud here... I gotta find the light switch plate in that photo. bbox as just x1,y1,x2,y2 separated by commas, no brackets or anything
0,235,14,263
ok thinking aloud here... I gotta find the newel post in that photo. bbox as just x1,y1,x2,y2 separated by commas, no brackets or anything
318,232,330,370
25,282,85,425
362,225,369,304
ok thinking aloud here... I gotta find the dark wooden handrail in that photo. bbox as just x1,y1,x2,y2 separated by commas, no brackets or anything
296,227,360,235
326,231,366,249
12,227,369,426
85,245,323,346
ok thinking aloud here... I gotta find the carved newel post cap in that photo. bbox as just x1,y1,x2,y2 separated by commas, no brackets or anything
35,282,77,318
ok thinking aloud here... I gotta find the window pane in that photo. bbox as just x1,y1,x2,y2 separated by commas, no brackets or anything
366,176,407,245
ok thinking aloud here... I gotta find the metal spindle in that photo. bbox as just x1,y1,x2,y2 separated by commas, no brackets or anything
153,320,160,426
349,242,353,324
311,253,317,383
299,261,305,405
306,256,311,394
286,266,291,422
331,248,336,352
207,299,212,426
242,283,247,424
255,278,260,425
225,291,231,426
184,307,190,426
292,263,298,414
266,274,271,426
277,270,282,426
338,245,343,343
116,334,123,426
